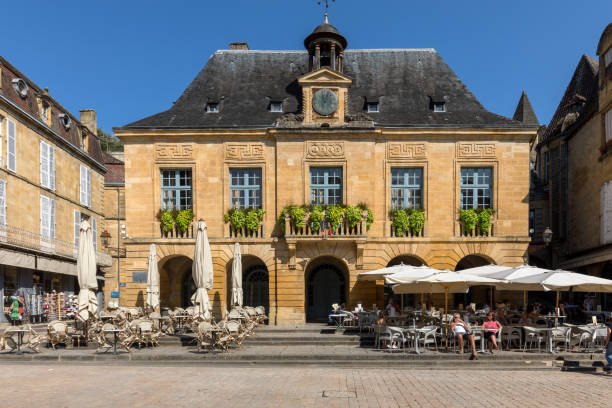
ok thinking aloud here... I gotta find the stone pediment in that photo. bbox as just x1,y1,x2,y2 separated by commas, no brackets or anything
298,67,352,86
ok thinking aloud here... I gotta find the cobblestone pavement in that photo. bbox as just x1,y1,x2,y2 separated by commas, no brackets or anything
1,364,610,408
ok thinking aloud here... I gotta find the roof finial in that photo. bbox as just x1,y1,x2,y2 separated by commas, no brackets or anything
317,0,335,23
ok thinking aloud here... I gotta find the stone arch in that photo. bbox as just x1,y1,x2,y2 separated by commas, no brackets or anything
299,242,356,271
366,243,433,271
158,254,193,308
454,253,496,271
304,255,349,322
225,254,270,315
386,254,427,267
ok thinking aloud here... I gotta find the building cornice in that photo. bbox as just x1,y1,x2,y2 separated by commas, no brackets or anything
0,94,107,174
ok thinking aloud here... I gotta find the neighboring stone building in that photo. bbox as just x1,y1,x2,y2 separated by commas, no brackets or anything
0,56,111,322
114,18,538,324
529,23,612,299
102,152,125,308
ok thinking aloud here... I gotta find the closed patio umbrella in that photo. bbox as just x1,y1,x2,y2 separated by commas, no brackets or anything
231,242,243,307
146,244,160,311
77,220,98,322
191,220,213,321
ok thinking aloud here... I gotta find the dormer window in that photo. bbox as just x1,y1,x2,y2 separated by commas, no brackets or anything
206,103,219,113
433,102,446,112
366,102,379,113
41,102,49,123
269,102,283,112
58,113,71,130
11,78,28,98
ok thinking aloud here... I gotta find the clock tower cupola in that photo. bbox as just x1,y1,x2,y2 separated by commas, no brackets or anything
304,13,347,73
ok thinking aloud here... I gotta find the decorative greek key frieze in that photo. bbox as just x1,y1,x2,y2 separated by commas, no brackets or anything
155,144,193,160
456,143,496,159
225,143,264,160
387,143,426,159
305,141,345,158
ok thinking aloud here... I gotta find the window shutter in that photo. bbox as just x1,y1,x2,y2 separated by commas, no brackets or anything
0,118,3,165
605,110,612,144
87,168,92,207
92,217,97,250
7,119,16,172
602,181,612,245
50,198,56,238
80,165,86,205
40,196,49,238
74,210,81,247
0,181,6,226
40,141,49,188
49,145,55,190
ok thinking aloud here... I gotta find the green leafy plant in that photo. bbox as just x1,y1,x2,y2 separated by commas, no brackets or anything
407,209,425,234
175,209,194,233
290,206,307,229
245,209,265,232
278,207,290,233
325,205,345,231
226,208,246,232
459,209,478,233
160,210,175,233
477,208,495,234
344,206,362,228
390,209,410,237
308,206,324,232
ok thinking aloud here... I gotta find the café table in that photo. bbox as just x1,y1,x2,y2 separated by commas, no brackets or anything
467,327,489,354
329,313,347,330
532,327,555,353
402,327,431,354
173,314,190,333
103,328,124,355
8,329,30,355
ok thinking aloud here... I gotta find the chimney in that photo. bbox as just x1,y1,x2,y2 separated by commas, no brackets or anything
229,42,249,50
79,109,97,135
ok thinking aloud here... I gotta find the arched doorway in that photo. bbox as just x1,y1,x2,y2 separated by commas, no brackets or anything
159,255,193,308
455,254,494,308
387,255,425,267
243,265,269,314
305,257,347,322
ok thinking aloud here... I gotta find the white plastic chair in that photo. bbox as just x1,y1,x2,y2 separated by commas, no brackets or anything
522,327,543,352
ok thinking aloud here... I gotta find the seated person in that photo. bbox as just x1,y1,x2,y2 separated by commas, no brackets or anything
482,312,503,353
495,309,509,325
450,313,478,360
519,311,533,325
385,299,398,317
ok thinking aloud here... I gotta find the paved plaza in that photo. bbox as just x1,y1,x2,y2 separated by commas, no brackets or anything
1,364,609,408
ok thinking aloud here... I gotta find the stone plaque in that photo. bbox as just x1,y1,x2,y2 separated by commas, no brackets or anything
387,143,426,159
225,143,264,160
456,143,496,159
306,141,344,158
155,144,193,160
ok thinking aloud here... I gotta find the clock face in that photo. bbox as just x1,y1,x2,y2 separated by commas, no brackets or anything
312,89,338,116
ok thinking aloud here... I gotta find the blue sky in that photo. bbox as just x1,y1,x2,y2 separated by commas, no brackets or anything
1,1,610,134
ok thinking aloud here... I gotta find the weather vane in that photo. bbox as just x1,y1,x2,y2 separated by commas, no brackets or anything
317,0,335,23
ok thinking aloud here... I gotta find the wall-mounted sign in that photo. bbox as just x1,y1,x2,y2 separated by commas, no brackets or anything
110,291,119,298
119,283,126,287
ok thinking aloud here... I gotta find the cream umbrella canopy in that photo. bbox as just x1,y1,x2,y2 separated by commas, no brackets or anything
191,220,213,321
77,220,98,322
485,265,560,310
457,264,513,277
146,244,160,311
231,243,243,307
357,263,417,281
384,265,442,309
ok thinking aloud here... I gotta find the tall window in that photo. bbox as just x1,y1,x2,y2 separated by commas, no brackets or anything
161,169,192,210
605,109,612,144
230,168,262,209
310,167,342,205
40,140,55,190
391,168,423,210
80,165,91,207
460,167,492,210
6,119,16,173
40,195,56,239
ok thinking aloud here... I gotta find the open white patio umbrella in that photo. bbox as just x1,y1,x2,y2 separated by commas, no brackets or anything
384,266,442,310
77,220,98,321
479,265,553,310
191,220,213,321
393,271,500,347
146,244,160,311
357,263,421,281
457,264,513,277
231,242,243,307
506,270,612,309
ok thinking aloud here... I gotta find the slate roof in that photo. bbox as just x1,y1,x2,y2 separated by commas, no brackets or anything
539,55,599,146
512,91,539,125
120,49,531,130
103,152,124,184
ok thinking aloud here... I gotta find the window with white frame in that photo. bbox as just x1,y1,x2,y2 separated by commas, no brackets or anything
161,169,192,210
460,167,492,210
0,180,6,226
605,109,612,144
391,168,423,210
80,165,91,207
310,167,342,205
366,102,379,113
602,181,612,245
40,141,55,190
230,168,262,209
6,119,16,172
40,195,56,240
269,102,283,112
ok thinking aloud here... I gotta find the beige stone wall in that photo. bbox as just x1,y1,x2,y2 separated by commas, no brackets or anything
117,127,533,324
0,107,105,247
102,184,125,306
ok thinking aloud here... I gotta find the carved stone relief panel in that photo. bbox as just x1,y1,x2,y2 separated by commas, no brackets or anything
305,141,345,158
456,142,496,159
225,143,264,160
387,142,426,159
155,143,194,160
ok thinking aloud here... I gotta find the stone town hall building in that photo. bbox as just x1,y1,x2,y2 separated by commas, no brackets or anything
114,18,538,324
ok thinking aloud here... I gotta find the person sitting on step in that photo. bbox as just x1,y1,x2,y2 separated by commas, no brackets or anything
450,313,477,360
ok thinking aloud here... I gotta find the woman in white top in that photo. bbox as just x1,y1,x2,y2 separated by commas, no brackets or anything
450,313,478,360
385,299,397,317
